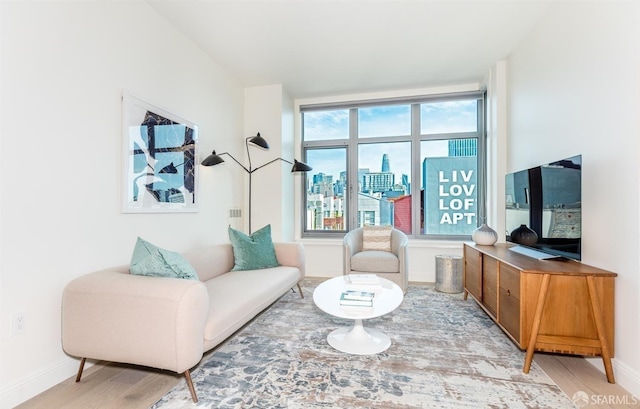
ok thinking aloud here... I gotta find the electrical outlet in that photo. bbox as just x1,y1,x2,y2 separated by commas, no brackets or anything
11,312,26,335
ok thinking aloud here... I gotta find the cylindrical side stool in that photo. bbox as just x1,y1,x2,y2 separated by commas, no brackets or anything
435,254,464,293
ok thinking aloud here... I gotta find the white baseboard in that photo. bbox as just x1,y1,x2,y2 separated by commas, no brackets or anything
587,357,640,398
0,357,91,409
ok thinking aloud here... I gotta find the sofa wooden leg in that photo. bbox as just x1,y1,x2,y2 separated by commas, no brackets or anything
75,358,86,383
297,283,304,299
184,370,198,403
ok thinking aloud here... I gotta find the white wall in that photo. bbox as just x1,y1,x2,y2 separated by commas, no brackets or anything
244,84,298,241
507,0,640,396
0,2,244,407
483,61,508,241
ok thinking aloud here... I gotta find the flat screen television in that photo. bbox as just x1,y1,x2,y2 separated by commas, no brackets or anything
505,155,581,260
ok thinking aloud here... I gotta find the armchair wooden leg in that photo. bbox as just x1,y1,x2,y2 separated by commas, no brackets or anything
297,283,304,299
75,358,87,383
184,370,198,403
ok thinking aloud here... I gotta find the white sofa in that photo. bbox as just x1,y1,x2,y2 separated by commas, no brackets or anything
61,242,305,403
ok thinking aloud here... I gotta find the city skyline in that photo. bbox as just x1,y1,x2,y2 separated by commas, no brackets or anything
307,140,452,184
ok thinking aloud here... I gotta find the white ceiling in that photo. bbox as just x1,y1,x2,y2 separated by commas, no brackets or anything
147,0,553,99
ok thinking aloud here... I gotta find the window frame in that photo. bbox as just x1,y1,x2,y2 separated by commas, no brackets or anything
300,91,486,240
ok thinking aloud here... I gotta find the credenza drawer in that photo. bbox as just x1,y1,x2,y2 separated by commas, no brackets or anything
482,256,498,316
499,287,521,342
499,263,520,299
463,246,482,300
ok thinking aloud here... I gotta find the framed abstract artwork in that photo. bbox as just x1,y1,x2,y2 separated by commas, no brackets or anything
121,92,199,213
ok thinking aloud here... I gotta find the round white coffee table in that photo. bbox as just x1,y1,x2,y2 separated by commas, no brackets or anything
313,276,403,355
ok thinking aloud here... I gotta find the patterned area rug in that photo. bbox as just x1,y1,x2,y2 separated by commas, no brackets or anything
151,280,574,408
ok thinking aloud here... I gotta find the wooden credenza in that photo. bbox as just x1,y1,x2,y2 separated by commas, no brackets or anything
463,243,616,383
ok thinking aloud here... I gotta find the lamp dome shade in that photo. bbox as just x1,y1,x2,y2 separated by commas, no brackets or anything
248,133,269,149
202,151,225,166
291,159,312,172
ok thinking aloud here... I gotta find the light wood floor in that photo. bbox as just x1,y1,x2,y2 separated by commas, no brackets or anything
16,352,637,409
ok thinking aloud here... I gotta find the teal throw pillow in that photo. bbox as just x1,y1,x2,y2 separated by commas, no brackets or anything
228,224,280,271
129,237,198,280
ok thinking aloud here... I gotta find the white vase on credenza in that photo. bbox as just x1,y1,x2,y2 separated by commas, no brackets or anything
472,223,498,246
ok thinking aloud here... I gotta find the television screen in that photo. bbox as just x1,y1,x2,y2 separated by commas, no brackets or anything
505,155,581,260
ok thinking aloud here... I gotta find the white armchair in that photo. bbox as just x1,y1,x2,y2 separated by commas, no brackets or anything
343,226,408,292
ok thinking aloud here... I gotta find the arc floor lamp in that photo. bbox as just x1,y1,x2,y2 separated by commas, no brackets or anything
202,132,312,234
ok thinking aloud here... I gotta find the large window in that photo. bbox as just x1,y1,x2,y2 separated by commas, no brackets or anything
301,92,485,239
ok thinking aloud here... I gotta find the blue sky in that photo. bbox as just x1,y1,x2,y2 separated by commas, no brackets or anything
304,100,477,182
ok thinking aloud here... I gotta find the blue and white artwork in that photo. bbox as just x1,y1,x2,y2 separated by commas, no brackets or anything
122,93,199,213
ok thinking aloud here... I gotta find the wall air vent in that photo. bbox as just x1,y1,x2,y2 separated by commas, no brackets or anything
228,207,243,230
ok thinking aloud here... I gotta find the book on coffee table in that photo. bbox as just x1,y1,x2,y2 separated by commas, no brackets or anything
341,290,375,301
345,274,382,292
339,291,374,307
348,274,380,285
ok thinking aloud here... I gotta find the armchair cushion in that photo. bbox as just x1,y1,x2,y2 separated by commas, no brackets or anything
129,237,198,280
228,224,279,271
351,250,399,273
362,225,392,252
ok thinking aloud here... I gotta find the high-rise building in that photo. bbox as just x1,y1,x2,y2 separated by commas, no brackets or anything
381,153,390,172
312,173,326,184
311,172,334,197
401,174,410,194
448,139,477,157
363,172,395,193
358,168,370,192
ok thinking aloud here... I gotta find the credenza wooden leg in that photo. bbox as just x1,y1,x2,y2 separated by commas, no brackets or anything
463,289,468,300
586,275,616,383
524,273,551,374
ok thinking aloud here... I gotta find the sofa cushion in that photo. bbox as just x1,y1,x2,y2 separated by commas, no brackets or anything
202,266,300,348
129,237,198,280
351,250,399,273
228,225,279,271
362,225,392,252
